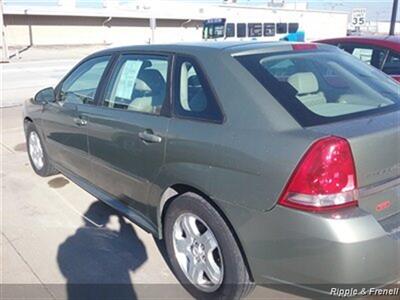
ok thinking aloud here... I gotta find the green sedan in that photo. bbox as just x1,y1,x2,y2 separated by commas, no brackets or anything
23,42,400,299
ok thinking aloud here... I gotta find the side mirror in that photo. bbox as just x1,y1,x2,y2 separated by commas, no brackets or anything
34,87,55,104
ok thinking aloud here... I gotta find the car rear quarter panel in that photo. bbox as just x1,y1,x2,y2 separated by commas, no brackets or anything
215,200,399,287
194,51,324,211
210,129,320,211
147,50,326,226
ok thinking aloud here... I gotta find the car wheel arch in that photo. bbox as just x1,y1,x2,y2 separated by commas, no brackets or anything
24,117,33,130
158,183,254,282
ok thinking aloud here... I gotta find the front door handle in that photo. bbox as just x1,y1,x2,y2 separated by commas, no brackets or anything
138,130,162,143
73,116,87,127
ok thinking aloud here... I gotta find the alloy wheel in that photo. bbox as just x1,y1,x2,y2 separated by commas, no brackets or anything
172,213,224,292
29,131,44,170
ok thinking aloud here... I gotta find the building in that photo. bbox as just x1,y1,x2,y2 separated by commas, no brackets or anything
3,0,349,48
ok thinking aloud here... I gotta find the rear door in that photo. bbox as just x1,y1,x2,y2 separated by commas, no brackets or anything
41,55,112,180
86,53,171,215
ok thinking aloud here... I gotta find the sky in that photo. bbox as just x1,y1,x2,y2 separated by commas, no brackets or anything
4,1,399,21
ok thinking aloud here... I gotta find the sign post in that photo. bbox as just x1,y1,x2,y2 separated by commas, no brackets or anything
351,8,367,32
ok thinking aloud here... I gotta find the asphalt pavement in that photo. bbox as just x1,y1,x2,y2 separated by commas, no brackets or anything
1,106,187,299
2,59,76,107
1,45,105,108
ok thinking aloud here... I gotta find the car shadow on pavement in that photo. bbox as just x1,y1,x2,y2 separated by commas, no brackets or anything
56,201,147,300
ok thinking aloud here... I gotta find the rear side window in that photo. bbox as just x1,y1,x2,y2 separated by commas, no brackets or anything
383,51,400,75
236,49,399,126
174,57,223,123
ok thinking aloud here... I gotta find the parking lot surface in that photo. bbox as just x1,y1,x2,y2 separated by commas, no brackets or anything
1,46,105,108
1,104,299,299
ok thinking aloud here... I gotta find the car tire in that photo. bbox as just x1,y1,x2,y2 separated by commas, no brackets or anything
26,122,58,177
164,192,254,300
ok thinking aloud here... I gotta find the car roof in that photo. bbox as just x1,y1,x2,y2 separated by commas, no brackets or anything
91,41,307,57
317,35,400,52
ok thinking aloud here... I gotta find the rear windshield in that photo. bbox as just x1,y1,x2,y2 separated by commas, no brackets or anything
236,49,400,126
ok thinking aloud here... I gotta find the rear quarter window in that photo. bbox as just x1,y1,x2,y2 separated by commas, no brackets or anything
173,56,224,123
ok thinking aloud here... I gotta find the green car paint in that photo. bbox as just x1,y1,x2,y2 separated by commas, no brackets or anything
24,42,400,294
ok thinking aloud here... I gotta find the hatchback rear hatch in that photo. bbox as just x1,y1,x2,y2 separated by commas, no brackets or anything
235,44,400,219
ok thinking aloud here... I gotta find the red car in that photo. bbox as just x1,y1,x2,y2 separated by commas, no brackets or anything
317,35,400,82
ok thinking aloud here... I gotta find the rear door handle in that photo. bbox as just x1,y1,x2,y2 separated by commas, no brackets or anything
138,130,162,143
73,116,87,127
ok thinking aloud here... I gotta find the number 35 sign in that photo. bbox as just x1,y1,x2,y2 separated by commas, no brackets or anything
352,8,367,27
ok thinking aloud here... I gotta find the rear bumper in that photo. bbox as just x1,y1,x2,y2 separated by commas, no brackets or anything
227,205,400,293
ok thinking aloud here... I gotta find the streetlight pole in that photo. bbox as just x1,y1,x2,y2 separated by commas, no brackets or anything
0,0,9,62
389,0,398,35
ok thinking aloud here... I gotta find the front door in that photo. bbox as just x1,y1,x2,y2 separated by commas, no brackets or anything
86,53,171,216
41,55,112,180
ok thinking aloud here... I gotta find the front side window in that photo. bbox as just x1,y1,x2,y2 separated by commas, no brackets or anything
104,55,168,115
174,57,223,123
237,23,246,38
383,51,400,75
236,49,399,126
60,56,110,105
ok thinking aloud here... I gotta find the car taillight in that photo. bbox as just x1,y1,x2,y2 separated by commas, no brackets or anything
278,136,358,212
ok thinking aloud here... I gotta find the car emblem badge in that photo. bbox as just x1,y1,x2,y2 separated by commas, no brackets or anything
376,200,392,212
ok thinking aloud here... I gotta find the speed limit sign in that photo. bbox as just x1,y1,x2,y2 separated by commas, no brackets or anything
352,8,367,26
